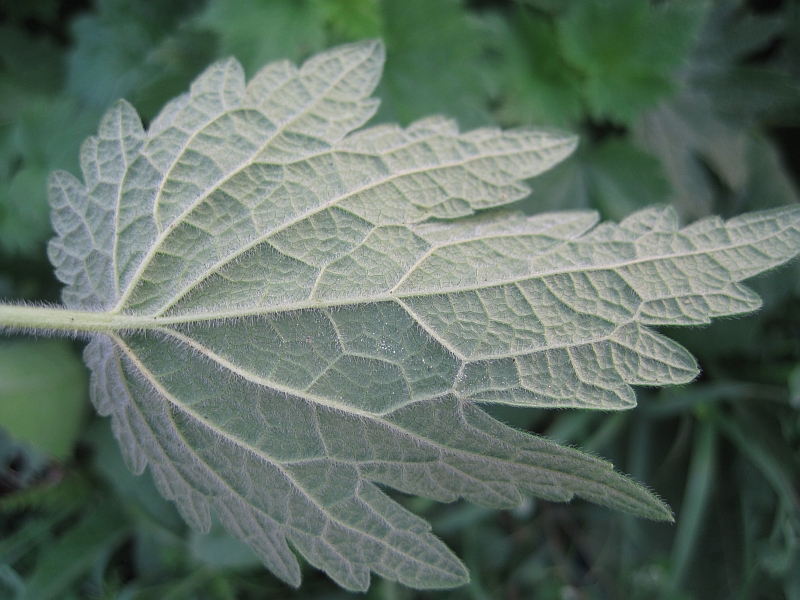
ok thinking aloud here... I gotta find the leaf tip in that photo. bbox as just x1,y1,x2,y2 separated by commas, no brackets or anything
637,487,675,523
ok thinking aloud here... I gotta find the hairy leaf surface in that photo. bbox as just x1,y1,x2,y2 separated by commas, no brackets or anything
46,41,800,590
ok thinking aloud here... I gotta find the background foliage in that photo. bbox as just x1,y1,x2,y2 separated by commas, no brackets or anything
0,0,799,598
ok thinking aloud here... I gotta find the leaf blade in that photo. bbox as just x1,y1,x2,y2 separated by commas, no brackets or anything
46,40,800,590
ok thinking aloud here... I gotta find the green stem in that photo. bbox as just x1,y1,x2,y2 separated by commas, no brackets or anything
0,303,130,334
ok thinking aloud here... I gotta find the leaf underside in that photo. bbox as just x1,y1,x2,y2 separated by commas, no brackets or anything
46,40,800,590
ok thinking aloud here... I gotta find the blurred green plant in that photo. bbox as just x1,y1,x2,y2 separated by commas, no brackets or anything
1,0,799,598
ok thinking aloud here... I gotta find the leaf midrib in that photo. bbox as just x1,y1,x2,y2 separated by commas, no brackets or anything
111,210,796,327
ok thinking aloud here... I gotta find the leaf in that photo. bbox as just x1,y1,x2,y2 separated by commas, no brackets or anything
85,417,185,534
189,510,262,569
668,421,716,589
558,0,705,124
68,0,216,122
196,0,328,77
20,502,129,600
489,8,584,128
519,139,670,219
691,1,800,123
0,97,100,255
316,0,383,43
374,0,491,129
44,41,800,590
0,340,88,459
583,138,671,222
633,1,800,222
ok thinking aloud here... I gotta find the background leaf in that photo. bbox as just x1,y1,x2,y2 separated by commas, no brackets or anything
0,340,88,459
374,0,490,128
558,0,705,124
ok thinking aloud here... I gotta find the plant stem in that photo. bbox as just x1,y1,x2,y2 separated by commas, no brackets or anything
0,303,126,334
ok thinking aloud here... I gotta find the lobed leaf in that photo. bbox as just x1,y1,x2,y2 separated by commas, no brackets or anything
46,40,800,590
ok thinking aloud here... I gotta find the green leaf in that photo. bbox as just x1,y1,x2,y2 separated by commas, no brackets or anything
559,0,704,124
634,91,743,221
196,0,328,77
0,339,88,459
20,502,129,600
583,138,671,221
634,1,800,221
669,421,716,589
85,417,185,534
692,0,800,124
42,41,800,591
0,97,100,255
68,0,215,122
315,0,383,43
520,139,670,220
490,9,584,128
375,0,491,128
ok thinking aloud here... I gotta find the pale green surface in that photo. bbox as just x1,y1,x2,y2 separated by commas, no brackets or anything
0,340,88,459
43,40,800,590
